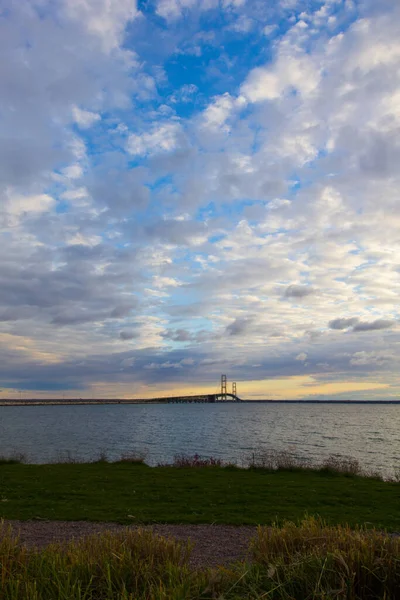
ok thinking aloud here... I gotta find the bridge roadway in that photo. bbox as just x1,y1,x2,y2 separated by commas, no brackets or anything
148,393,242,403
0,393,242,406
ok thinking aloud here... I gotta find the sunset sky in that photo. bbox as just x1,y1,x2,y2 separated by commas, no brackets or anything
1,0,400,400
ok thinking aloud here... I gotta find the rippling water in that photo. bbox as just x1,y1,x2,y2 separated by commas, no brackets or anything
1,403,399,474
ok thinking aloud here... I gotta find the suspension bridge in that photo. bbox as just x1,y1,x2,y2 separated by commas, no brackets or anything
0,376,242,405
147,376,242,403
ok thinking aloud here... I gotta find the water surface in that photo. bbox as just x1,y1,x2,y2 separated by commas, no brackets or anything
0,403,399,474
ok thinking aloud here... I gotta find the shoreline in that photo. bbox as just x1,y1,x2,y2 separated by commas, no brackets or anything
2,399,400,406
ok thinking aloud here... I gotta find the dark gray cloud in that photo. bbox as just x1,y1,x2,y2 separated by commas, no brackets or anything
353,319,394,332
329,317,360,330
162,328,192,342
329,317,395,332
144,218,208,246
284,285,315,299
226,316,254,336
120,330,139,341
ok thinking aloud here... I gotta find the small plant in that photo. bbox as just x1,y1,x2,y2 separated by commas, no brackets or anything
0,452,26,465
246,449,304,470
169,453,224,467
319,454,361,476
95,449,109,463
116,451,147,464
53,450,83,464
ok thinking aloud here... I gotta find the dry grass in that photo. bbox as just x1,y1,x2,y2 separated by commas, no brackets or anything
0,521,196,600
1,518,399,599
245,449,390,479
319,454,362,476
116,451,147,464
246,449,306,470
0,453,26,466
249,517,400,599
160,453,224,468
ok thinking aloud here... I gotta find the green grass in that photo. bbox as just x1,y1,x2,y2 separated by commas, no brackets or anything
1,518,399,599
1,462,400,530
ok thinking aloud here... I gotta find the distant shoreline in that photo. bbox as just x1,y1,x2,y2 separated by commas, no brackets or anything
1,399,400,406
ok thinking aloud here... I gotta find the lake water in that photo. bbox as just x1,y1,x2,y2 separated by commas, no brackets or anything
1,403,399,474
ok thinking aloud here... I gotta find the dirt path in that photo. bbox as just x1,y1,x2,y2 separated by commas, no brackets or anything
2,520,256,569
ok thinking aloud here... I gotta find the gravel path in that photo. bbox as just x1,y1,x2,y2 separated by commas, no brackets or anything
2,521,256,569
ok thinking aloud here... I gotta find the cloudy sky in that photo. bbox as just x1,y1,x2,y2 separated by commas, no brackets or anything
1,0,400,400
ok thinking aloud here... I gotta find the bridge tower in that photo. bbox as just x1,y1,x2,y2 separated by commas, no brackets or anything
221,374,227,401
232,381,237,398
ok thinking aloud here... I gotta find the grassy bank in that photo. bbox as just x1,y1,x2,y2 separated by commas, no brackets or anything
1,460,400,529
1,518,399,599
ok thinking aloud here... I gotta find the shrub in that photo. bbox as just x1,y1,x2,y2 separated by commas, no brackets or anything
0,452,26,465
167,453,224,468
246,449,305,470
319,454,362,476
116,451,147,465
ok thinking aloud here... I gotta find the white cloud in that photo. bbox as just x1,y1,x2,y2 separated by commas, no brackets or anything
201,93,237,132
72,106,101,129
5,192,55,217
63,0,139,51
241,54,320,103
62,164,84,180
127,122,182,156
156,0,243,21
156,0,184,20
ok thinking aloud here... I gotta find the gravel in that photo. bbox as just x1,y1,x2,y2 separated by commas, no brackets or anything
1,520,256,569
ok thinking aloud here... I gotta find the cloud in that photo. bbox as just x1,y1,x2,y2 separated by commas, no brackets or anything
226,316,254,336
63,0,139,51
4,192,55,219
201,93,237,132
329,318,395,332
353,319,395,332
240,54,320,103
2,0,400,399
120,330,139,340
350,351,393,366
155,0,244,21
284,285,315,299
329,318,360,330
72,106,101,129
127,123,182,157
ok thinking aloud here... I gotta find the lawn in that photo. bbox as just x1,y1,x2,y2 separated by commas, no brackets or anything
1,462,400,529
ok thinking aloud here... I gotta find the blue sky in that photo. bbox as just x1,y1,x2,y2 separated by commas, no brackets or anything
1,0,400,400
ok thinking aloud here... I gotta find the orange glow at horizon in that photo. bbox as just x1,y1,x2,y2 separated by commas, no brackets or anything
0,375,389,400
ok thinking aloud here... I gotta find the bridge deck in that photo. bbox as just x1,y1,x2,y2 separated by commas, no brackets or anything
148,393,242,403
0,394,242,406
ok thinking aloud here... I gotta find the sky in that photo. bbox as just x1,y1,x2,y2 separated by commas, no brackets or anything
1,0,400,400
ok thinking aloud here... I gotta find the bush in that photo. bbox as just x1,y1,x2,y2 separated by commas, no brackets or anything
160,453,224,468
115,451,147,465
246,449,305,470
0,453,26,465
319,454,362,476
